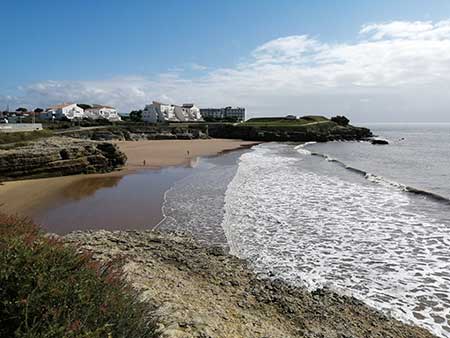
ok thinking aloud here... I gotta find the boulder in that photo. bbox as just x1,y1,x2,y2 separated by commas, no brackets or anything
371,139,389,145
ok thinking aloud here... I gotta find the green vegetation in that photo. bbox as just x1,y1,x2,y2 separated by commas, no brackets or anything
0,130,53,146
0,214,156,338
129,110,143,122
203,116,240,123
330,115,350,126
243,115,330,127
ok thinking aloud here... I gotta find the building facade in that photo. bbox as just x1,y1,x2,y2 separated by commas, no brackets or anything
200,107,245,121
43,103,120,121
43,103,85,120
85,105,121,121
142,101,203,123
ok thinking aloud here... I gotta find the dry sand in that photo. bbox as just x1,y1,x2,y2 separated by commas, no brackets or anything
114,139,259,169
0,139,259,218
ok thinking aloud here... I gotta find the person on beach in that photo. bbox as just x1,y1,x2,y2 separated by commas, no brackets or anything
143,160,146,166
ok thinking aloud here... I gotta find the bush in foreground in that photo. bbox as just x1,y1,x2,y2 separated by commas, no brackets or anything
0,214,156,338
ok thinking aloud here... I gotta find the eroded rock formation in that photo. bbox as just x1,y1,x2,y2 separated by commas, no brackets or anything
0,137,126,180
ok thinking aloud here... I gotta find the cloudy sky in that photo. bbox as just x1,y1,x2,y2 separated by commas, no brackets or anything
1,0,450,122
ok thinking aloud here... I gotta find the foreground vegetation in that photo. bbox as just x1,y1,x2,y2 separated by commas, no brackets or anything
0,214,156,338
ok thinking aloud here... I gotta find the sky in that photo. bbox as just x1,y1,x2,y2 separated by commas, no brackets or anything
1,0,450,122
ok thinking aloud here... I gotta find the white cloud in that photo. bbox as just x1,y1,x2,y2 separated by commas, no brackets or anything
3,19,450,122
189,63,208,71
360,20,450,40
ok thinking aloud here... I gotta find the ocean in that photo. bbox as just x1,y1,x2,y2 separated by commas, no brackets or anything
161,123,450,337
31,124,450,337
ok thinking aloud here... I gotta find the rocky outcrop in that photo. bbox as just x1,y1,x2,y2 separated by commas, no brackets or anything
65,230,436,338
208,123,373,142
62,125,209,141
0,137,126,180
371,139,389,145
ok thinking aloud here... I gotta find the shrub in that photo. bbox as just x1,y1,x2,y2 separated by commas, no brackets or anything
331,115,350,126
0,214,156,338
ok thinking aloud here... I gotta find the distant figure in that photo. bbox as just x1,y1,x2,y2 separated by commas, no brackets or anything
143,160,146,166
187,150,190,157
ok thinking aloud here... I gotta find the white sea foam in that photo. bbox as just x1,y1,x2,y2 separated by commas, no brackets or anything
157,156,238,247
294,142,315,156
222,143,450,338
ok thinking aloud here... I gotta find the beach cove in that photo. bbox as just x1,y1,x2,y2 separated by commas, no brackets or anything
0,139,258,233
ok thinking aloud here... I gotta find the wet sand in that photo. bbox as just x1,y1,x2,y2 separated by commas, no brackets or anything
0,139,258,233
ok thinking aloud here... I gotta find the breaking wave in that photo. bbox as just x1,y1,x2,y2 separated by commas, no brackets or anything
222,143,450,338
299,146,450,206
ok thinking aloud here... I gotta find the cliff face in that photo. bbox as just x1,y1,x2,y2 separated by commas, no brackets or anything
65,230,436,338
61,125,209,141
208,123,372,142
0,137,126,181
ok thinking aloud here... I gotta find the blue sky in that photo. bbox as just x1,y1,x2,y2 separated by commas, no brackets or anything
1,0,450,121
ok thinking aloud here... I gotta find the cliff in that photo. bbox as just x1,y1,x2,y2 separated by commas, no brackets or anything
59,125,209,141
0,137,126,181
208,121,372,142
65,230,436,338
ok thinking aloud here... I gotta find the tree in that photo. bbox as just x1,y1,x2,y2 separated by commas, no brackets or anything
331,115,350,126
34,108,44,113
16,107,28,113
129,110,143,122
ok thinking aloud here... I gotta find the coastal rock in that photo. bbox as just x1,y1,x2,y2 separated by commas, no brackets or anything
208,123,373,142
62,125,209,141
65,230,437,338
0,137,126,180
371,139,389,145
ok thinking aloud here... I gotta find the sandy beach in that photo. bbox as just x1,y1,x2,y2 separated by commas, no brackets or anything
0,139,259,220
114,139,259,169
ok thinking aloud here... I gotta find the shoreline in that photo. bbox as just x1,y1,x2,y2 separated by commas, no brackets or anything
0,139,259,220
65,229,437,338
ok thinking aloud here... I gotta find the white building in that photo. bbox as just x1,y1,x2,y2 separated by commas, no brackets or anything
85,105,121,121
142,101,203,123
43,103,84,120
200,107,246,121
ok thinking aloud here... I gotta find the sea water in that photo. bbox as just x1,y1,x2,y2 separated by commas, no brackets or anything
159,124,450,337
221,124,450,337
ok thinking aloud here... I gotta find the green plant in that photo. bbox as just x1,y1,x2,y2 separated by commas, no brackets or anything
0,130,53,145
331,115,350,126
0,214,156,338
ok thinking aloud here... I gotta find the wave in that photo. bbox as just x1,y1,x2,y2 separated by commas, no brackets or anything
294,142,316,155
297,146,450,205
223,143,450,338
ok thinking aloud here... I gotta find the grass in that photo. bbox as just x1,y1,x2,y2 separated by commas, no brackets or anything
0,214,156,338
0,130,53,146
243,115,330,127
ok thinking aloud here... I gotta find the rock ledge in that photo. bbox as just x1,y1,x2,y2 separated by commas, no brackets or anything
65,230,436,338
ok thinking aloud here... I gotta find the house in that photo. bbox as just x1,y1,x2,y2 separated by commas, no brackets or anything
85,105,121,121
200,106,246,121
43,103,84,120
142,101,203,123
